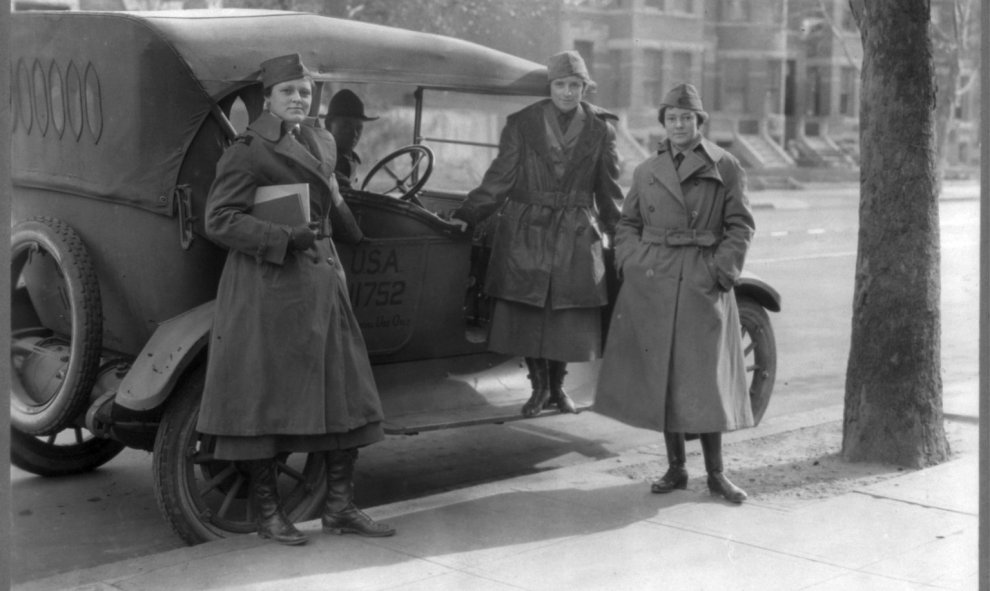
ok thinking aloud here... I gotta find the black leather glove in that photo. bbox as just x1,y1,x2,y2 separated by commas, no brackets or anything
288,222,319,251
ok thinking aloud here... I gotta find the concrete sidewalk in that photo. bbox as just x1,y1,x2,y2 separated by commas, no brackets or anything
18,397,981,591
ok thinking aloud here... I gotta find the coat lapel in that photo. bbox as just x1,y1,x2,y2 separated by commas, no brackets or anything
250,113,335,195
682,138,726,186
654,142,686,206
517,101,555,169
562,104,604,180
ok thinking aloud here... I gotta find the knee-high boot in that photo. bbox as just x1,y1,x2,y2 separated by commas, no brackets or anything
247,458,308,545
322,448,396,537
521,357,550,418
651,432,688,493
700,432,747,503
545,360,577,414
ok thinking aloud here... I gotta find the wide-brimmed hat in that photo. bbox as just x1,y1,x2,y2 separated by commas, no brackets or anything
658,83,708,125
547,50,594,86
327,89,379,121
259,53,312,89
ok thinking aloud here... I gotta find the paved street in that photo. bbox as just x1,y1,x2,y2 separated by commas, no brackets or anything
9,180,981,585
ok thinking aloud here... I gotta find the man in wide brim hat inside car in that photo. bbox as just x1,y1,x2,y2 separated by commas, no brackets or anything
325,89,379,189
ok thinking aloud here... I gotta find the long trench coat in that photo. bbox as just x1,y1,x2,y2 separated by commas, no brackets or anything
453,99,623,310
197,111,384,438
594,137,756,433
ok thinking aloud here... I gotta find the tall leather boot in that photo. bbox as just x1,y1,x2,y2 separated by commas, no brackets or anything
247,459,308,545
651,432,688,493
521,357,551,418
700,432,747,503
322,448,396,537
545,360,578,414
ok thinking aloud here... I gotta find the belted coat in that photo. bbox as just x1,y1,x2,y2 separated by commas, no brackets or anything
594,138,756,433
453,99,623,310
197,111,384,438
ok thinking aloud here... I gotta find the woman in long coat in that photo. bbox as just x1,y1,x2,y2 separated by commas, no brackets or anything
594,83,755,503
451,50,622,418
198,54,394,545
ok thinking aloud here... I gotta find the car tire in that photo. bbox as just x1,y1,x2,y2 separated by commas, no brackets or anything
152,361,328,545
10,217,103,435
10,425,125,477
737,296,777,426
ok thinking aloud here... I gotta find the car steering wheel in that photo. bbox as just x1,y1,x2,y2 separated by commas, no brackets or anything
360,145,435,202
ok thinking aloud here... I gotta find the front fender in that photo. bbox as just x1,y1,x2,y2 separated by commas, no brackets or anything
735,270,781,312
114,301,214,412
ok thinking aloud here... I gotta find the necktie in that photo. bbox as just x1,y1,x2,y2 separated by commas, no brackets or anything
673,152,684,169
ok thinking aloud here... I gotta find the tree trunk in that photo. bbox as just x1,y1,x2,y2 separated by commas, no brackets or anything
843,0,950,467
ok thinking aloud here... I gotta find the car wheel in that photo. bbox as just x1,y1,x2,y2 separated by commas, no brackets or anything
10,425,125,477
11,217,103,435
152,362,328,545
737,296,777,426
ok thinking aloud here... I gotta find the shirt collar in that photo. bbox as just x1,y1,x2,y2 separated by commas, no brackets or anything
670,136,703,157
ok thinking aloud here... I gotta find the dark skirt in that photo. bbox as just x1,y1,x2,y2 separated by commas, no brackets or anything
211,421,384,461
487,298,602,361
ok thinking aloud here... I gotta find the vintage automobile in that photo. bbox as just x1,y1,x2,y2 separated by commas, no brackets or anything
9,9,781,545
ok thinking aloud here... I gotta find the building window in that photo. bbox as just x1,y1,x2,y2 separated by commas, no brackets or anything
574,40,595,82
670,51,692,86
721,58,747,112
954,75,971,120
806,66,830,116
668,0,693,13
839,66,856,116
720,0,749,21
766,59,782,113
643,0,663,10
643,49,664,106
840,5,858,31
608,48,628,107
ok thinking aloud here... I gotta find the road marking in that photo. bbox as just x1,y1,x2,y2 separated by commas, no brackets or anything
808,228,827,235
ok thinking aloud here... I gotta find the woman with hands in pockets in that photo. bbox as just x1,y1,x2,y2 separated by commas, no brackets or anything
594,83,755,504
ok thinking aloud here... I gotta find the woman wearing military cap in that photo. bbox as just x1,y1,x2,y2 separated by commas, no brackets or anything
595,83,756,504
198,53,394,545
450,50,623,419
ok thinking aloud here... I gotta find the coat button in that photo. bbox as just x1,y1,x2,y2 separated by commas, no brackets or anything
646,269,655,278
648,205,655,212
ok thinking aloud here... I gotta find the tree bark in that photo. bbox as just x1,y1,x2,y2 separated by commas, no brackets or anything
843,0,950,467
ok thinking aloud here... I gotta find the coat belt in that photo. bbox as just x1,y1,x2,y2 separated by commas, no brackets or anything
642,226,721,247
510,190,593,209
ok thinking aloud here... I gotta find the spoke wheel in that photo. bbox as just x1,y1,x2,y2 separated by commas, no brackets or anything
360,144,435,201
152,363,327,545
737,296,777,426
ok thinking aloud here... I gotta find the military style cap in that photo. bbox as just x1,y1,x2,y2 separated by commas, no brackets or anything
659,82,708,124
547,50,594,86
327,89,379,121
259,53,312,89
